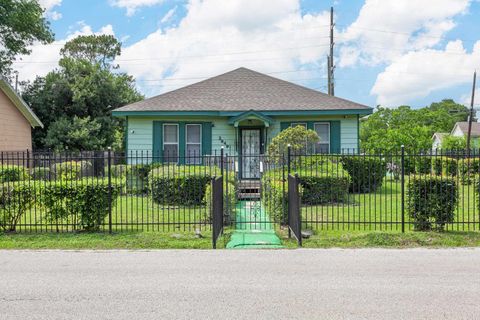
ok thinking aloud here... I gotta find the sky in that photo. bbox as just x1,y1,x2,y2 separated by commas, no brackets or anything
12,0,480,108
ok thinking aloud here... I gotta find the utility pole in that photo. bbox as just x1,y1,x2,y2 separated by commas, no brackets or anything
466,70,477,157
15,73,18,91
328,6,335,96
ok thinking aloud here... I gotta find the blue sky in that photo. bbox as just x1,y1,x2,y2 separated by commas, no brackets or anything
15,0,480,108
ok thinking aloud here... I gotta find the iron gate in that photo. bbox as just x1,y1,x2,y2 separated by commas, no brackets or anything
288,174,302,246
211,176,223,249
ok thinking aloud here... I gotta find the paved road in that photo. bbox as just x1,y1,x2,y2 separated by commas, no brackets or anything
1,249,480,320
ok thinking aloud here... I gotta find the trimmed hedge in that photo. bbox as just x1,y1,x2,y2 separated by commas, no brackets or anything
0,165,29,183
407,177,457,231
31,167,51,181
262,160,350,222
149,165,232,206
0,183,36,231
51,161,92,180
203,181,235,223
457,159,480,185
39,179,121,231
340,156,386,193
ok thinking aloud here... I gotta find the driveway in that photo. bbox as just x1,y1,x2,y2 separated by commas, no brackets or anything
1,249,479,319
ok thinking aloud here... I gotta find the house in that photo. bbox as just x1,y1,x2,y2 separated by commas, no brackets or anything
113,67,372,178
431,132,448,150
451,121,480,139
432,122,480,150
0,77,43,151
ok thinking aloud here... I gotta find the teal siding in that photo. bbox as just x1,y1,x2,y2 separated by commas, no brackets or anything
126,115,359,158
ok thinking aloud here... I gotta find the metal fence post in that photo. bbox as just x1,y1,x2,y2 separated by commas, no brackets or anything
287,144,292,174
401,145,405,233
220,146,224,175
107,147,113,234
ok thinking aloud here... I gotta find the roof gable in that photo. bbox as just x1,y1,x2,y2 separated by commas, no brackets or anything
114,67,371,113
0,78,43,128
452,122,480,137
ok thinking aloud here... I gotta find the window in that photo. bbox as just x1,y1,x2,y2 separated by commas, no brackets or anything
314,123,330,154
291,122,307,129
186,124,202,164
163,124,178,162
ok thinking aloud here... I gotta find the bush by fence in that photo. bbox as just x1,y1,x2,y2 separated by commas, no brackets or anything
407,177,457,231
341,156,386,193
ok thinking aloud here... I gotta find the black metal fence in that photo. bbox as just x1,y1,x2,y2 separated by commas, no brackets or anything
1,148,480,234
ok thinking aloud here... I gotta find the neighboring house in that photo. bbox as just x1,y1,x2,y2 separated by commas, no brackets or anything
450,121,480,139
431,132,448,150
113,68,372,178
0,77,43,151
431,122,480,150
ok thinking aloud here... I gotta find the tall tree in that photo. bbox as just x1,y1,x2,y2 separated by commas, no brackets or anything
360,100,470,152
22,35,143,151
0,0,54,78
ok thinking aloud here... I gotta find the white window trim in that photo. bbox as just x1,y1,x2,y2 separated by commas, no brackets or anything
314,122,330,153
185,124,202,158
163,123,179,160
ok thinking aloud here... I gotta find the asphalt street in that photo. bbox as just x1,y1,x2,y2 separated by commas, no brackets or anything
1,248,479,319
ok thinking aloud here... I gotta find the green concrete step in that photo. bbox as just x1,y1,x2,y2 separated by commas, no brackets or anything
226,201,284,249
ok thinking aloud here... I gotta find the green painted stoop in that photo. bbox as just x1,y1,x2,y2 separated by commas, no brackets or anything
226,201,283,249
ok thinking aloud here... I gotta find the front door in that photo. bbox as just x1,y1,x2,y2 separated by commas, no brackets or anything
240,129,261,179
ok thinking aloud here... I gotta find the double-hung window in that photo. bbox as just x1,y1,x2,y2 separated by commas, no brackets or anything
314,122,330,154
186,124,202,164
163,124,179,162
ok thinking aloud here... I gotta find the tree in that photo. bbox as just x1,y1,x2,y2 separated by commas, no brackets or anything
44,116,106,151
60,35,121,69
441,136,466,150
360,100,470,152
22,35,143,150
267,125,319,159
0,0,54,78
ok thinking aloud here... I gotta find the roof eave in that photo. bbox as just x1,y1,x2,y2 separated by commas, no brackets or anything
0,78,44,128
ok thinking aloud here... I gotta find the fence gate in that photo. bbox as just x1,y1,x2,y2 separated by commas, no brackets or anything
211,176,224,249
288,174,302,246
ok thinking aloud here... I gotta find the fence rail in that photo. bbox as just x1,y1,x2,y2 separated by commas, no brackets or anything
1,148,480,233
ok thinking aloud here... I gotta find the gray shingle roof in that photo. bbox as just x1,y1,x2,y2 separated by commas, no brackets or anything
455,121,480,137
115,67,371,112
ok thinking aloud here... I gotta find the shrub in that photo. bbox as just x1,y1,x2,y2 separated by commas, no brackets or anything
407,177,457,231
40,179,121,231
51,161,92,180
203,181,235,223
31,167,51,180
0,165,29,183
262,159,350,222
442,158,457,176
340,156,386,193
266,125,319,160
415,156,432,174
457,159,480,185
433,158,442,175
0,183,36,232
149,165,230,206
108,164,128,178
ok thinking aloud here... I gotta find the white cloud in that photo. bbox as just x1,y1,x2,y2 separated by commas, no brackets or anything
160,6,177,24
338,0,471,67
13,24,115,83
371,40,480,106
118,0,330,96
110,0,164,16
38,0,63,20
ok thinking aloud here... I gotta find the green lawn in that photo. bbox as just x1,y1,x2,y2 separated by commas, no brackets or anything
0,231,231,249
301,177,480,232
279,230,480,248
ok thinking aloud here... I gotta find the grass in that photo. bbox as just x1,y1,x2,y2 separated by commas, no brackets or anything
278,229,480,248
2,229,480,249
0,230,233,249
300,177,480,232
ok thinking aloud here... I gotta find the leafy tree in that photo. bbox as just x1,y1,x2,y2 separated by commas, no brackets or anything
441,136,466,150
0,0,54,78
44,116,106,151
360,100,470,152
60,34,121,69
267,125,319,158
22,35,143,150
